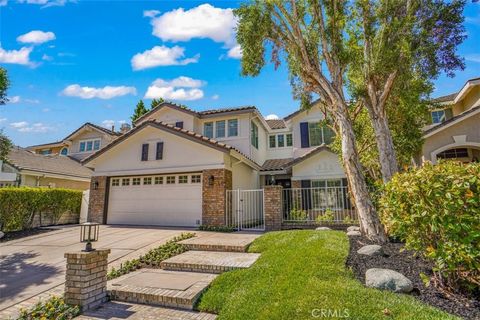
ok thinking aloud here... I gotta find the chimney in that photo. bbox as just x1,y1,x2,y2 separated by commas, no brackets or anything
120,123,131,134
111,125,115,133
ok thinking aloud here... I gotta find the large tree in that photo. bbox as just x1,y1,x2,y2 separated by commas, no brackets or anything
0,67,9,105
150,98,165,109
236,0,387,241
347,0,465,182
131,99,149,123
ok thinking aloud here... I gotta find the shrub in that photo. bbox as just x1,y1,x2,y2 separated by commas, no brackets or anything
288,207,307,221
17,295,79,320
380,161,480,290
0,187,82,232
315,209,335,224
107,232,195,280
199,225,235,232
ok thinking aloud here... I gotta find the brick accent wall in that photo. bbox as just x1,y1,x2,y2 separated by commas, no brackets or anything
291,180,301,188
87,176,108,224
202,169,232,226
64,249,110,311
264,185,283,231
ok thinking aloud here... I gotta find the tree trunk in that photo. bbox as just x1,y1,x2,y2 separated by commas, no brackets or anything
366,105,399,182
335,103,387,243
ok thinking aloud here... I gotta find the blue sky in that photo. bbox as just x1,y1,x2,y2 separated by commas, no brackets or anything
0,1,479,147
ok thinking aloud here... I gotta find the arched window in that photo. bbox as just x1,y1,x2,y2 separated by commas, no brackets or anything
60,147,68,156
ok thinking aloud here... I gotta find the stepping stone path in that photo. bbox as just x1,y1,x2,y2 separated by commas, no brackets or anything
357,244,384,256
365,268,413,293
93,233,261,319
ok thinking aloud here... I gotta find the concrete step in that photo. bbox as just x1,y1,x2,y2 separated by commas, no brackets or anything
160,250,260,274
179,233,260,252
107,269,217,310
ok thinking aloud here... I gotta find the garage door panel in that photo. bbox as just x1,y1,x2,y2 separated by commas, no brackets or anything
107,175,202,227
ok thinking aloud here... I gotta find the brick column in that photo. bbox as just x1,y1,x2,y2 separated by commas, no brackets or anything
87,176,108,224
264,185,283,231
64,249,110,311
202,169,232,226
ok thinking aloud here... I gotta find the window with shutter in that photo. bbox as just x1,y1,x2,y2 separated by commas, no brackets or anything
141,144,149,161
175,121,184,129
300,122,310,148
156,142,164,160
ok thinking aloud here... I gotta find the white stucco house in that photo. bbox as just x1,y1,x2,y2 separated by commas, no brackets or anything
83,102,348,228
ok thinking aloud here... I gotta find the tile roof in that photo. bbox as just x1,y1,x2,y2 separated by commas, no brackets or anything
287,145,334,167
431,92,457,103
261,158,294,171
198,106,257,116
82,120,260,168
7,147,92,179
265,119,287,129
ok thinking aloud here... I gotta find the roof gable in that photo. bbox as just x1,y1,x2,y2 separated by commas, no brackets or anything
64,122,120,141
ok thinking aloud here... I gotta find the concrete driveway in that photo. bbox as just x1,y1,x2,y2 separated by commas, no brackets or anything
0,225,200,314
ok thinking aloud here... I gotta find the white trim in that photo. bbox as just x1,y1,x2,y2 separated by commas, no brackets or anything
78,138,101,153
423,107,480,138
430,142,480,164
92,163,225,177
20,169,91,182
454,79,480,104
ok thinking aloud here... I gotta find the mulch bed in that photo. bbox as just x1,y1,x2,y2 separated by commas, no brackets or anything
0,227,55,243
346,235,480,320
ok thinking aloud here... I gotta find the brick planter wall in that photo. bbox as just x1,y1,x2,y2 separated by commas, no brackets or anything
202,169,232,226
87,176,108,224
264,185,283,231
64,249,110,311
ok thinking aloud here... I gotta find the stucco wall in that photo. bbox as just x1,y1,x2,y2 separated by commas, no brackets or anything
20,174,90,190
231,160,260,189
89,126,226,176
422,112,480,163
69,129,115,161
138,107,196,131
292,150,345,181
290,106,328,158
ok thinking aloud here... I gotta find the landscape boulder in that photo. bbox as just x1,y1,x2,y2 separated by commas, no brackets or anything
315,227,331,231
347,226,360,232
357,245,384,256
347,230,361,236
365,268,413,293
0,231,4,239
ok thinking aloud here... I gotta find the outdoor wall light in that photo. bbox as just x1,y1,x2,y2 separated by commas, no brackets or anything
93,181,99,190
208,175,215,186
80,222,100,252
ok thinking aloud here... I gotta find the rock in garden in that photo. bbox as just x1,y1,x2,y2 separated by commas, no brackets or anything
316,227,331,231
365,268,413,293
347,230,361,236
357,245,384,256
0,231,4,239
347,226,360,232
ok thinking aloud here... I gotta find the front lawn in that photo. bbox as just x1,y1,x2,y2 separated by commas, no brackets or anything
197,230,457,320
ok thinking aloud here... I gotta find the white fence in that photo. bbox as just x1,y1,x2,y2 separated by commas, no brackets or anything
226,189,265,231
282,187,357,223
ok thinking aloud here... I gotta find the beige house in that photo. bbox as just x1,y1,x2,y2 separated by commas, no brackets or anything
418,77,480,164
0,147,92,190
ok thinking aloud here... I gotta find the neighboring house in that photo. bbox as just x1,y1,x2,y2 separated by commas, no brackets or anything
418,77,480,164
83,102,347,227
27,122,121,161
0,147,92,189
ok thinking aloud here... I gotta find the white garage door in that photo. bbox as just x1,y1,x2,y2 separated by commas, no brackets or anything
107,173,202,227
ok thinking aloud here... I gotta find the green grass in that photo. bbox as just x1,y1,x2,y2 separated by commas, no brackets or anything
197,230,458,320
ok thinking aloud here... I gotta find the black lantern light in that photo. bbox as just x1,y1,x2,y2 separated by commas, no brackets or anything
80,222,100,252
208,175,215,186
93,181,99,190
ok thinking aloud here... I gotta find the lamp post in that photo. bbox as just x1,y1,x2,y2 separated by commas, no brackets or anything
80,222,100,252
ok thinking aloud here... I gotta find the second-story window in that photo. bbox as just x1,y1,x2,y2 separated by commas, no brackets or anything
79,139,101,153
251,121,258,149
204,122,214,138
431,110,446,124
308,123,334,147
269,133,293,149
228,119,238,137
269,135,276,148
216,120,225,138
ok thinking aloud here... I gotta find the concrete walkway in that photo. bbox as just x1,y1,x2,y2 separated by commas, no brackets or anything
0,225,210,319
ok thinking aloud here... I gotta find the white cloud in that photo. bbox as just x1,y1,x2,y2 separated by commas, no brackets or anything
17,0,72,8
131,45,199,70
42,54,53,61
0,0,7,6
0,45,33,65
150,4,238,48
10,121,53,133
227,45,242,59
143,9,160,18
61,84,137,99
265,114,280,120
101,120,115,129
8,96,21,103
0,118,7,123
42,108,50,112
17,30,56,44
144,76,205,101
465,54,480,63
212,94,219,100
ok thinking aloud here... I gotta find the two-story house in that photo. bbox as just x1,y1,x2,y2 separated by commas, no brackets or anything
418,77,480,164
82,102,348,228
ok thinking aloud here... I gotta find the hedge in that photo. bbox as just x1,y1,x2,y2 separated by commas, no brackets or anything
0,187,82,232
380,161,480,291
